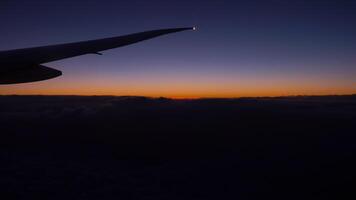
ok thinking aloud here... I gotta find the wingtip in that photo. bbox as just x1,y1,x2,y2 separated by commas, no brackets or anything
158,27,197,34
182,27,197,31
173,27,197,32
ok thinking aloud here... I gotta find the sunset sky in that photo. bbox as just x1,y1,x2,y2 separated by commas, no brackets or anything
0,0,355,98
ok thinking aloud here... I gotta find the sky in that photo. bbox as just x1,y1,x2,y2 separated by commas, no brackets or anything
0,0,355,98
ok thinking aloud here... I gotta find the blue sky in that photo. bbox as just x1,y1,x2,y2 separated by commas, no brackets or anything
0,0,355,97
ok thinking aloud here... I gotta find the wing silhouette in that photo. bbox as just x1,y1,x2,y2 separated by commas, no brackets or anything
0,27,194,84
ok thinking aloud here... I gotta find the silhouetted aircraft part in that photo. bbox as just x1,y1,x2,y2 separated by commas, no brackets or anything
0,27,194,84
0,65,62,84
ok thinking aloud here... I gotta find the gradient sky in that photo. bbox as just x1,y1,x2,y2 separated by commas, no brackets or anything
0,0,355,98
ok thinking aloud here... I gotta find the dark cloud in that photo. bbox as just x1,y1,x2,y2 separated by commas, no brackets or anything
0,95,356,199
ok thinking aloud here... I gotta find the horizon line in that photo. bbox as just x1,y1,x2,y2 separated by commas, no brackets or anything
1,93,355,100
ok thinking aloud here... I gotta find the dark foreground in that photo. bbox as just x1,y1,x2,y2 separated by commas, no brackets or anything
0,95,355,199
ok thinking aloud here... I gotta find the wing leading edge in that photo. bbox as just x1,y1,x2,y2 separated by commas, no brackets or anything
0,27,194,84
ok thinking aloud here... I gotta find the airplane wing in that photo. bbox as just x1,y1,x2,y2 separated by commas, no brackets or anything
0,27,194,84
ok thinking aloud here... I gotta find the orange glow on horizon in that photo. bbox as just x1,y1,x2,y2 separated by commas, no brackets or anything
1,81,355,99
1,69,355,99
